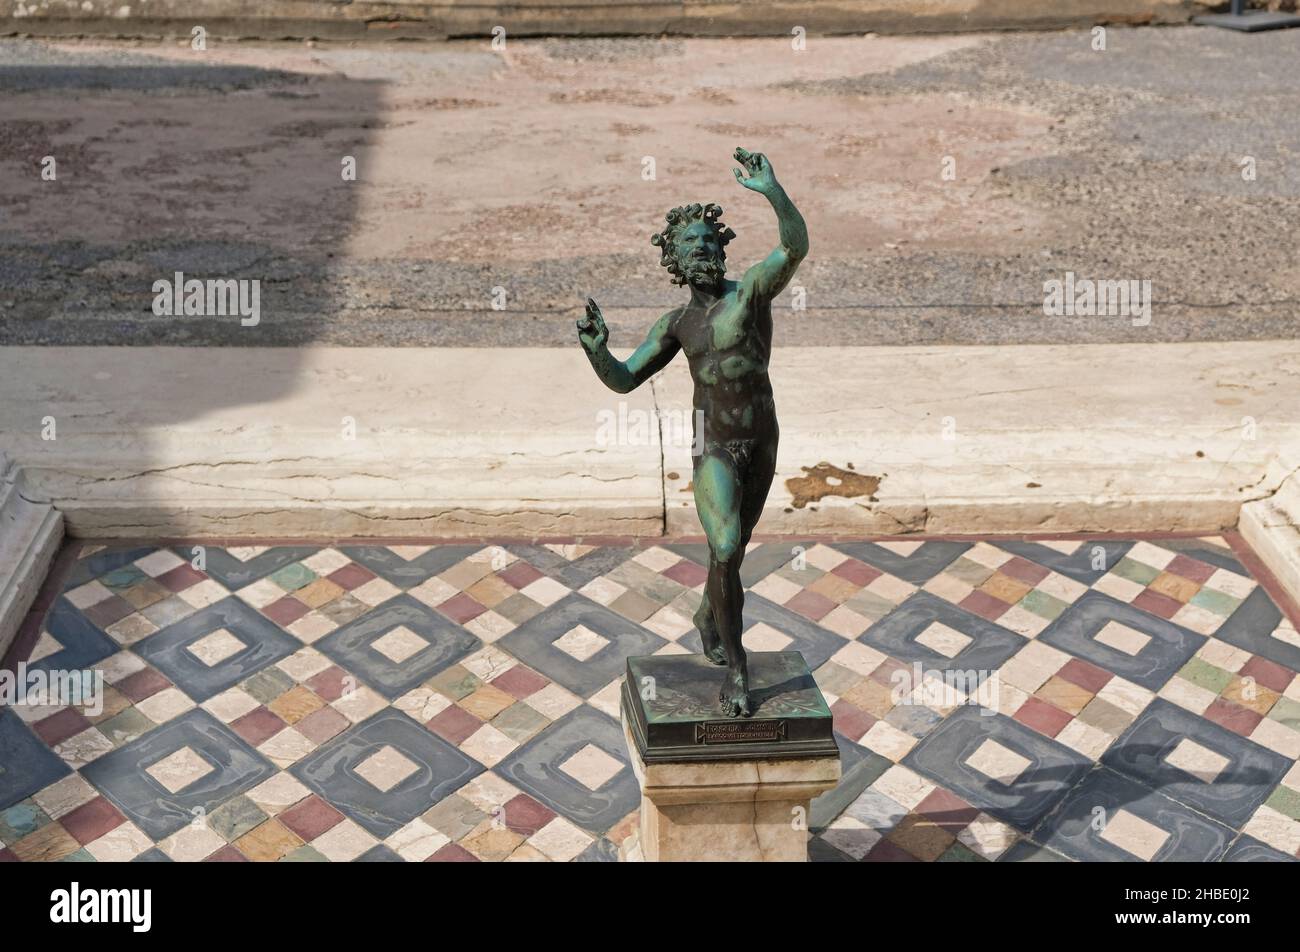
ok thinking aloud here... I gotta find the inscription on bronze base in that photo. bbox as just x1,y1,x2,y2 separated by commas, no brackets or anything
622,651,838,764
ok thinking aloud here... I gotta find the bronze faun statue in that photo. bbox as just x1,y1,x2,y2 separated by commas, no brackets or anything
577,147,808,717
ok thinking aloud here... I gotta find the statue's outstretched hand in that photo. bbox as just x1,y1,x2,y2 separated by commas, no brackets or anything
577,297,609,354
733,147,777,194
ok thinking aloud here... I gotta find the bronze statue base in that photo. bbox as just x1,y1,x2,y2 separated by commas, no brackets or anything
621,651,839,764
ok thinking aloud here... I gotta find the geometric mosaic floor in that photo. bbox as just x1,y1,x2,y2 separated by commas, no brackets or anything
2,534,1298,862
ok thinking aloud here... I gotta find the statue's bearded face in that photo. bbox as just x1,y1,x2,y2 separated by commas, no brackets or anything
674,220,726,288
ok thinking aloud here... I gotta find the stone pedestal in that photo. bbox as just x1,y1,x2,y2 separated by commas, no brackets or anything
619,651,841,862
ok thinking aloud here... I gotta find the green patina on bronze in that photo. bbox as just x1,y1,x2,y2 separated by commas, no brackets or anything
578,147,808,718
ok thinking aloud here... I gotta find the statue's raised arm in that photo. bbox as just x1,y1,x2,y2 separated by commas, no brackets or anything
732,147,809,302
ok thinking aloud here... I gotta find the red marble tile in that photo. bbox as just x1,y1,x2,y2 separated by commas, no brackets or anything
999,557,1051,586
231,706,287,747
502,794,557,836
663,559,708,588
60,796,126,845
437,592,487,624
831,559,882,587
295,705,350,744
427,842,479,862
1239,655,1295,694
115,667,172,703
205,845,250,862
427,705,482,746
262,596,311,626
490,664,550,700
326,563,376,591
155,564,207,593
1166,554,1217,584
959,589,1010,621
82,596,136,628
830,699,877,742
1014,697,1073,738
497,561,544,590
865,838,920,862
32,707,92,747
305,666,350,702
278,795,344,842
915,788,979,833
1131,588,1183,620
1202,697,1264,736
785,588,836,622
1057,658,1113,694
870,657,911,688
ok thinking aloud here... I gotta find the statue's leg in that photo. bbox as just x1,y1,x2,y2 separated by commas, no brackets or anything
738,435,778,552
693,594,726,665
693,450,750,717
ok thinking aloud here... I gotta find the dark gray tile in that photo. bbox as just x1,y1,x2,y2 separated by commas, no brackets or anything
314,594,480,700
1214,586,1300,672
27,596,118,673
1034,767,1234,862
810,737,891,832
81,709,276,841
176,546,319,589
1221,834,1297,862
1101,698,1291,828
132,848,173,862
995,540,1134,584
902,706,1092,832
496,593,666,698
496,706,639,833
62,546,157,589
355,844,405,862
133,596,300,702
338,545,482,587
996,839,1071,862
549,546,639,589
860,590,1026,672
0,708,72,810
575,836,621,862
828,540,971,584
291,708,483,839
1038,590,1206,690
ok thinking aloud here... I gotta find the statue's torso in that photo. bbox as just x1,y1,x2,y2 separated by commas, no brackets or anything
672,280,777,454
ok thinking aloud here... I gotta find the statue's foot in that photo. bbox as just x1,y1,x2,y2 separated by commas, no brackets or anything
719,666,752,718
693,606,727,666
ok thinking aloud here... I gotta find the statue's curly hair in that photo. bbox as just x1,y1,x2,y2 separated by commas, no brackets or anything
650,203,736,285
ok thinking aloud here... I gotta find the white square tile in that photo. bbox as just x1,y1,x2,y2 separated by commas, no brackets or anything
1163,737,1231,783
65,580,113,609
578,576,627,606
354,745,420,793
134,549,185,577
519,577,569,607
301,548,353,576
559,743,623,791
187,628,246,667
351,577,401,607
964,739,1032,785
631,547,681,572
1094,620,1151,656
146,746,215,794
745,622,793,652
914,621,973,659
370,625,428,664
552,624,609,662
1099,809,1169,861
